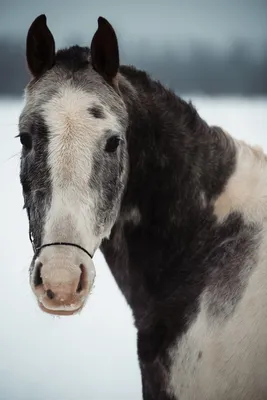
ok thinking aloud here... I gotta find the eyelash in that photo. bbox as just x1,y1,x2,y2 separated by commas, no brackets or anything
17,132,32,150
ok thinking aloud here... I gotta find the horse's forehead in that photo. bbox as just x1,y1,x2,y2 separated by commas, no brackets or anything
42,85,121,136
21,77,126,133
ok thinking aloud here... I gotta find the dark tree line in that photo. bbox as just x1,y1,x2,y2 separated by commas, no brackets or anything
0,38,266,96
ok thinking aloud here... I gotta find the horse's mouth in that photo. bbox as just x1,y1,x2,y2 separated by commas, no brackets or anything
38,301,83,316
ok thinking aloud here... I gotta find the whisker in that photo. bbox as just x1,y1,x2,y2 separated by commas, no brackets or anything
6,152,20,162
0,152,21,165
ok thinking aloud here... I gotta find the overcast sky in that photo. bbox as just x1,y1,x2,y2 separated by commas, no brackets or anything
1,0,267,54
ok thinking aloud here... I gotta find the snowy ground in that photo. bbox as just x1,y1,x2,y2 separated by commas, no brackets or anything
0,96,266,400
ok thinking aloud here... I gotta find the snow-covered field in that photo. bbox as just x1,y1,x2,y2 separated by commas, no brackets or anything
0,96,266,400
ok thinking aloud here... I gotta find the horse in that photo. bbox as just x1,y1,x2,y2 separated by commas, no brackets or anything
18,14,267,400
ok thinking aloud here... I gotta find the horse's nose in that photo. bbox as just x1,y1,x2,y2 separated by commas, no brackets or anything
31,260,93,315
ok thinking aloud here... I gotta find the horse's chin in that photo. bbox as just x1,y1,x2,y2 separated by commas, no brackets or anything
38,301,84,316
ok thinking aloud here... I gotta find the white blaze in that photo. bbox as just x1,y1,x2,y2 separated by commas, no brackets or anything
41,84,120,254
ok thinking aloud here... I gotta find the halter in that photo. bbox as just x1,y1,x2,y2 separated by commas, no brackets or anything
36,242,94,259
26,207,94,260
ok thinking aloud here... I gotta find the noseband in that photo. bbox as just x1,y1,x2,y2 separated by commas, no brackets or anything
36,242,94,259
26,207,94,260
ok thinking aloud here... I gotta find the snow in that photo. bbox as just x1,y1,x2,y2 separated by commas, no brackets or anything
0,96,266,400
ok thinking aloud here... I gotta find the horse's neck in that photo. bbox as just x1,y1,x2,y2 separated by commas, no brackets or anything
100,72,237,312
119,69,236,217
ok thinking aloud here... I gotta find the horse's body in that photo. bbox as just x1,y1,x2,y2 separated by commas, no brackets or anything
101,66,267,400
19,15,267,399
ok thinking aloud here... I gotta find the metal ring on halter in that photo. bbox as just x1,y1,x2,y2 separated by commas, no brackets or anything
35,242,94,259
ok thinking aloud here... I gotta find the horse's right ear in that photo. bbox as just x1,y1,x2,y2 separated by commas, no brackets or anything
26,14,55,78
90,17,119,84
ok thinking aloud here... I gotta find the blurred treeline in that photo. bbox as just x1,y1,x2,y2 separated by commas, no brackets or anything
0,38,266,96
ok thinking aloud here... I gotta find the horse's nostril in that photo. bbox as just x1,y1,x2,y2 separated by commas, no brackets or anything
46,289,55,300
33,262,43,287
76,264,85,293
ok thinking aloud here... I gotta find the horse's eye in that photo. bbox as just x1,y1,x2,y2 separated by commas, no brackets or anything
105,136,121,153
20,133,32,150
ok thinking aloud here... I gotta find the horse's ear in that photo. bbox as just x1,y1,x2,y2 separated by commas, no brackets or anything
26,14,55,78
90,17,119,83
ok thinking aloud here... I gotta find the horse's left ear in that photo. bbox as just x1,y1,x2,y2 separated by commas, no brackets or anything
90,17,119,84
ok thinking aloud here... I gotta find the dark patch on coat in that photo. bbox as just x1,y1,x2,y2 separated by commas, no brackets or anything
88,105,105,119
89,134,128,236
101,64,259,397
204,220,259,320
19,114,51,261
139,355,176,400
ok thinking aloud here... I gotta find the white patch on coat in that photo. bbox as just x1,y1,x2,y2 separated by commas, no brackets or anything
167,225,267,400
214,139,267,224
199,191,207,208
166,135,267,399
